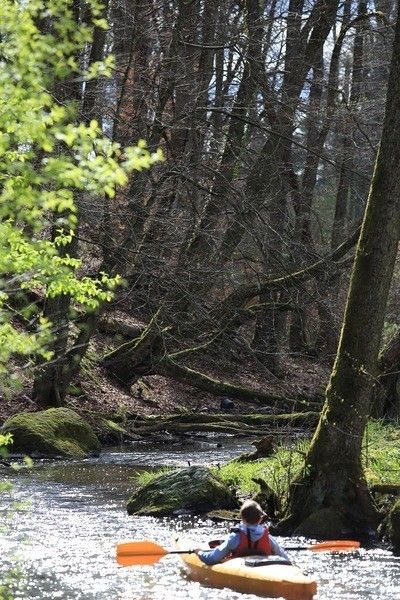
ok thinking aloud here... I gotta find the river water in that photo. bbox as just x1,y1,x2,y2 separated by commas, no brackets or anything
1,436,399,600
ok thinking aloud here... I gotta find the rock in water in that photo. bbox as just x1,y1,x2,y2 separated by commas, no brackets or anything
2,408,102,458
127,466,239,516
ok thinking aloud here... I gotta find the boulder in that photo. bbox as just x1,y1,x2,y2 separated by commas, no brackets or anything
2,408,101,458
127,466,239,516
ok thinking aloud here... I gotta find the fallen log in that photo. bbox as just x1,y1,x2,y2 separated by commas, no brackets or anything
100,317,322,411
127,411,319,437
155,358,322,411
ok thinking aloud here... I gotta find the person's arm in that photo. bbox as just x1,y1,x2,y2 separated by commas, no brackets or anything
196,532,239,565
269,535,290,561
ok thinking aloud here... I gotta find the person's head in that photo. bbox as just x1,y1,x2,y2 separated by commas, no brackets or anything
240,500,266,525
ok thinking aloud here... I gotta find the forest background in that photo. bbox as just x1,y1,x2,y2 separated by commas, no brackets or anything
2,0,400,441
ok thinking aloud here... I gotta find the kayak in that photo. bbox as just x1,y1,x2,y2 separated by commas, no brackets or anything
175,537,317,600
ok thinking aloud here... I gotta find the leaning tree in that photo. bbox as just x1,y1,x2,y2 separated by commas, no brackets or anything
281,0,400,537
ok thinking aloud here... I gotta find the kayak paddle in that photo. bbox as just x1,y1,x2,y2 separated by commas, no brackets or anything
209,538,360,552
116,540,200,566
116,539,360,567
285,540,360,552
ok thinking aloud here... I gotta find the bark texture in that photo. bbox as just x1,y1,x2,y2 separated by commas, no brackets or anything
282,4,400,537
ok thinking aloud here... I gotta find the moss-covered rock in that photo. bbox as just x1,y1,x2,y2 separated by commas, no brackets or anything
95,417,127,444
388,499,400,550
127,466,239,516
2,408,101,458
293,507,354,538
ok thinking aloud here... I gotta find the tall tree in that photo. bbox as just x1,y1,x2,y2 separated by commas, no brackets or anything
18,0,397,412
0,0,160,403
281,0,400,536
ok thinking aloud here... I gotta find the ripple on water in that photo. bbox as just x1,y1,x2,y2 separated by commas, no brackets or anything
1,445,400,599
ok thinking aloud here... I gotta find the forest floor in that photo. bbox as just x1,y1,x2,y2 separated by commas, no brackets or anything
0,310,332,424
0,349,331,425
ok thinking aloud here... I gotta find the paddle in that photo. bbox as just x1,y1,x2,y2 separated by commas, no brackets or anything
284,540,361,552
116,540,200,566
209,538,360,551
116,539,360,567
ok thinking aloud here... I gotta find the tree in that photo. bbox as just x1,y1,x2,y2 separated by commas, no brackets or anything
281,0,400,536
7,0,396,413
80,0,393,408
0,0,160,395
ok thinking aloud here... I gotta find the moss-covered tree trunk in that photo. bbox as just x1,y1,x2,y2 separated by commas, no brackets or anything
282,5,400,537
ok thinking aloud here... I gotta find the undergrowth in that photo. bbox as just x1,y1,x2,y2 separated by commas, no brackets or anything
215,442,308,500
363,419,400,485
133,420,400,511
216,420,400,501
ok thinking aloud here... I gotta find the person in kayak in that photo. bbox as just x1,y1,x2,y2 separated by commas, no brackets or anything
195,500,289,565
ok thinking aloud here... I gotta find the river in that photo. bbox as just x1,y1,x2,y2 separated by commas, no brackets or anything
1,436,399,599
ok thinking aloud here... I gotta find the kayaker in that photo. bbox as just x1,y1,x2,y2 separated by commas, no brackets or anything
195,500,289,565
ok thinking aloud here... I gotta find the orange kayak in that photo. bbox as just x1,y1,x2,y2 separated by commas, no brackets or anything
175,537,317,600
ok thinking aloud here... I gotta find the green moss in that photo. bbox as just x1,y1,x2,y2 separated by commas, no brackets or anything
127,466,238,516
215,420,400,513
99,418,127,434
2,408,101,458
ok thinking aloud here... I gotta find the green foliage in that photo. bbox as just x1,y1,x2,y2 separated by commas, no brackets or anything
134,467,174,488
0,567,21,600
216,444,306,503
0,433,13,457
0,0,162,383
363,419,400,485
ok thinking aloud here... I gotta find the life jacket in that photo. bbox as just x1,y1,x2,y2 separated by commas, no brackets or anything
230,527,272,557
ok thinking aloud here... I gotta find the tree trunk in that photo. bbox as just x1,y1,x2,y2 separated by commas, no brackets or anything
32,292,72,408
252,292,285,374
282,3,400,537
32,4,108,408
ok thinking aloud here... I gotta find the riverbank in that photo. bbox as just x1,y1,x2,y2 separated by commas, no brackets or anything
133,419,400,505
128,419,400,542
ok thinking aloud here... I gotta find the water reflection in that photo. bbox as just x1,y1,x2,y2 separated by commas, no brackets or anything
1,439,399,599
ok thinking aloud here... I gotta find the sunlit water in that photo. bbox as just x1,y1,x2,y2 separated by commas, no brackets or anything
1,436,399,599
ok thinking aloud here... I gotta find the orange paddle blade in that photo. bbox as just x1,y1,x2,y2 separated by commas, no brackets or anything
286,540,360,552
310,540,360,552
117,553,163,566
116,541,168,566
115,540,197,567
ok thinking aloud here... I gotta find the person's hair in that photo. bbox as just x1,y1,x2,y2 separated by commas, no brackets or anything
240,500,266,525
